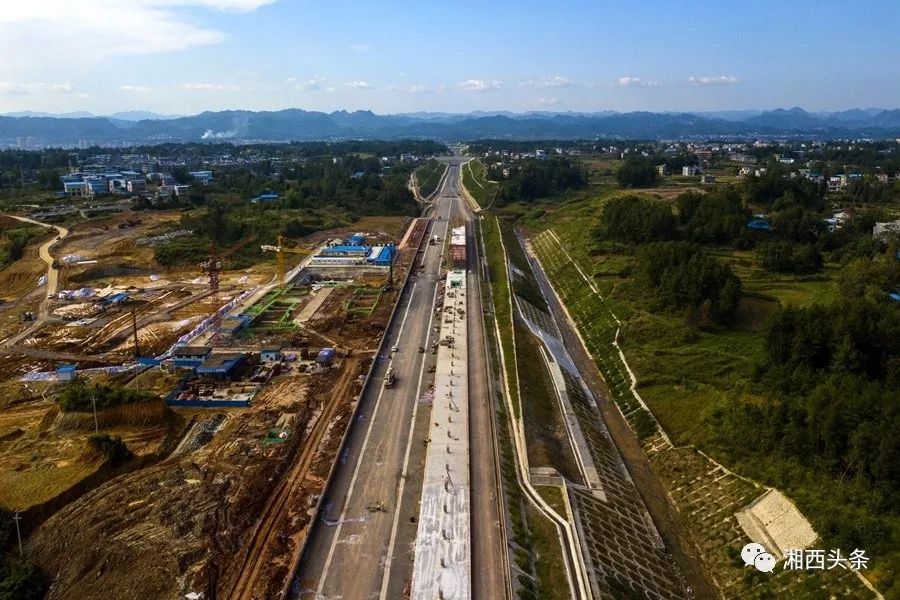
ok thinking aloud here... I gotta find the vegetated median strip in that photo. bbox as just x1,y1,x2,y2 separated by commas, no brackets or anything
536,345,594,493
482,216,591,600
461,159,498,210
471,219,514,600
529,228,884,599
411,160,449,203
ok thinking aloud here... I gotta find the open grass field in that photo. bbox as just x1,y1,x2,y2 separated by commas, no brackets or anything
521,189,891,598
413,159,446,198
529,225,881,599
480,216,520,416
462,159,499,208
478,216,570,600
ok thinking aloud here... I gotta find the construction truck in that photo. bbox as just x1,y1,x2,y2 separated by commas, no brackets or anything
384,367,395,387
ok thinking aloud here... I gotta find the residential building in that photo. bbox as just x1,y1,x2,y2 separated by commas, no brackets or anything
700,174,716,185
252,191,279,203
682,165,701,177
126,179,146,193
62,180,89,196
873,219,900,240
260,346,283,362
189,170,213,185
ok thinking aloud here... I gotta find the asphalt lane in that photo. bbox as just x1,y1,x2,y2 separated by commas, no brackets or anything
295,165,467,599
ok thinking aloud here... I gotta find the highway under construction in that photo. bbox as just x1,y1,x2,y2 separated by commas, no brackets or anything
290,158,506,600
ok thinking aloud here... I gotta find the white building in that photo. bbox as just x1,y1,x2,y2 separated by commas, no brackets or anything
873,219,900,240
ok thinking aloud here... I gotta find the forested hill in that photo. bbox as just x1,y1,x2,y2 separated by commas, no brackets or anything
2,107,900,146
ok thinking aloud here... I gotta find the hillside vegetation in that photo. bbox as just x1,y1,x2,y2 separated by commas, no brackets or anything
487,147,900,597
414,159,446,198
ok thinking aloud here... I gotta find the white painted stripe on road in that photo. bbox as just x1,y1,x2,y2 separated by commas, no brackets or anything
379,274,442,600
316,281,418,596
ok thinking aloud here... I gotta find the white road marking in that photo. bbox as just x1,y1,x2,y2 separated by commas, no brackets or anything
378,269,442,600
316,280,418,596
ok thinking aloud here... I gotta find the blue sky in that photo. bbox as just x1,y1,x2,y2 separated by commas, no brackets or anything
1,0,897,115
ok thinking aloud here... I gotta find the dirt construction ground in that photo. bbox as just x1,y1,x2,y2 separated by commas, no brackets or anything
25,358,366,600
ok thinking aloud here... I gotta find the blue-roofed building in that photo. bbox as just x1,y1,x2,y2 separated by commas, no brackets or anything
57,364,77,382
196,353,245,378
189,170,213,185
252,191,279,203
367,244,396,266
889,292,900,303
317,348,336,364
320,244,371,257
348,233,366,246
101,292,130,307
747,218,772,232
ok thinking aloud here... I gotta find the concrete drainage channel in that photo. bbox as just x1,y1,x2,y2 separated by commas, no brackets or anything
280,215,432,598
474,215,589,600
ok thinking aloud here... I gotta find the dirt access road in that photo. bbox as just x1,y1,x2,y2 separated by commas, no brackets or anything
1,213,69,346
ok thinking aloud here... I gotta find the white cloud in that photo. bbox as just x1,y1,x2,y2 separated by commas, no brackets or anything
688,75,740,85
0,1,277,71
459,79,502,91
536,97,560,106
345,81,373,89
383,83,444,94
182,82,240,91
295,76,327,91
349,43,371,52
616,76,660,88
0,81,74,95
520,76,574,88
120,84,152,93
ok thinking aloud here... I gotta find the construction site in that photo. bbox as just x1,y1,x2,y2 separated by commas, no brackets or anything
0,206,432,599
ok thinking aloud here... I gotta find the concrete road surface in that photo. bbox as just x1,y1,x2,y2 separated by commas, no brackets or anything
293,159,507,600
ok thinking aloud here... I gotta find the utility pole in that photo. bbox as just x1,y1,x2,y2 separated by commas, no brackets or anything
388,245,394,289
131,309,140,360
13,512,22,557
91,393,99,434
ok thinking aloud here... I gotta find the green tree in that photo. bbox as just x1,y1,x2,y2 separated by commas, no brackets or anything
616,155,658,188
598,195,676,244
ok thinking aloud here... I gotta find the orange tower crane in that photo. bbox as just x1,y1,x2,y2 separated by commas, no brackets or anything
260,235,310,287
199,235,257,293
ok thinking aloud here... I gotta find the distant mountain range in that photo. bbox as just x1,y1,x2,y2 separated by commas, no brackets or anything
1,107,899,146
2,110,182,121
